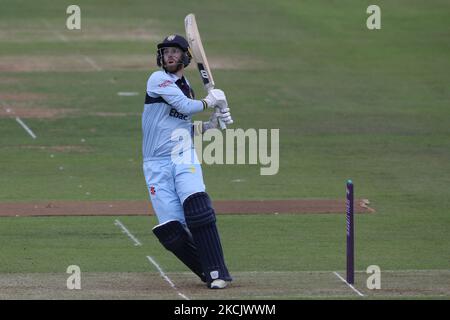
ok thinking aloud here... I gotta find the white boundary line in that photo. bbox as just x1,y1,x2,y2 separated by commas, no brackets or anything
82,56,102,71
41,19,68,42
1,102,37,139
113,220,189,300
147,256,189,300
333,271,365,297
41,19,102,72
15,117,37,139
117,92,139,96
114,219,142,246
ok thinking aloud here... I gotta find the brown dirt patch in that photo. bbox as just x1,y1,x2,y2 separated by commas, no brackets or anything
0,55,152,72
0,106,75,119
1,270,446,299
68,28,161,41
0,25,162,43
0,55,262,72
208,57,265,70
0,93,47,101
0,92,74,119
91,112,140,117
0,199,375,217
0,271,357,299
20,145,91,153
0,77,20,84
0,56,88,72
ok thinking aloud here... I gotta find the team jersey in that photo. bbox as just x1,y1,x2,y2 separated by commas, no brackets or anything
142,70,206,161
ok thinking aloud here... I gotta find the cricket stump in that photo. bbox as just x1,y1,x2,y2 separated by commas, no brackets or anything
346,179,354,284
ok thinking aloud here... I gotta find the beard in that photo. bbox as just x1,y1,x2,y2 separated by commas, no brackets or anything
164,60,183,73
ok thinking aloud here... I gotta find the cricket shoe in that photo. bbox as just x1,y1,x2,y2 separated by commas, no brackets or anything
209,279,228,289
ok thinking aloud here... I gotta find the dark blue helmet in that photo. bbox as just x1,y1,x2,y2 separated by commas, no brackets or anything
156,34,192,68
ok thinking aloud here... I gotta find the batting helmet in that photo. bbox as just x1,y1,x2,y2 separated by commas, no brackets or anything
156,34,192,68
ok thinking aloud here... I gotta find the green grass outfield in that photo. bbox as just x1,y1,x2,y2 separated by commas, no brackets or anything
1,0,449,299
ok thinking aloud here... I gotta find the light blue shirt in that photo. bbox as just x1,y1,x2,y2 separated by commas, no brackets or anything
142,71,205,160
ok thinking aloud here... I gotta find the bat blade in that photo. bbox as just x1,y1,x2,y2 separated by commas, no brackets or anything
185,13,215,90
185,13,226,129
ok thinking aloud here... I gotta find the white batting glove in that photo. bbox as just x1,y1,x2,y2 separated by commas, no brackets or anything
202,89,228,109
202,107,233,132
218,107,233,125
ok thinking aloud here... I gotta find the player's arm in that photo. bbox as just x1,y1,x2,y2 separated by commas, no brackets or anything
148,73,226,115
147,75,204,114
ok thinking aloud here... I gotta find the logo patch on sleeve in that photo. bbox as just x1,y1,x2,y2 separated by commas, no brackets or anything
150,186,156,195
158,80,173,88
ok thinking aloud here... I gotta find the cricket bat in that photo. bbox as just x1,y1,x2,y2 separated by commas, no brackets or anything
185,13,226,129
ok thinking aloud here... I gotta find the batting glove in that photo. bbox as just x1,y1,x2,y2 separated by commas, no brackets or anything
202,107,233,132
202,89,227,109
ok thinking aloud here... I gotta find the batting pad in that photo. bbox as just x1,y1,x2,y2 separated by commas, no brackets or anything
183,192,232,283
153,219,206,282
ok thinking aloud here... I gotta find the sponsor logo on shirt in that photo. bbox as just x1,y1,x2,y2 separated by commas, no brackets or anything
169,108,188,121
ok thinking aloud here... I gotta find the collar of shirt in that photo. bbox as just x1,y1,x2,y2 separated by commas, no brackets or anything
165,71,182,81
165,72,193,98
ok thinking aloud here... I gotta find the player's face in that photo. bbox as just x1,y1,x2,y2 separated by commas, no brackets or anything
163,47,183,71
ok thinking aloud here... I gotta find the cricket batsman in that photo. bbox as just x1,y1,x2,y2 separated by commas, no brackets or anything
142,35,233,289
